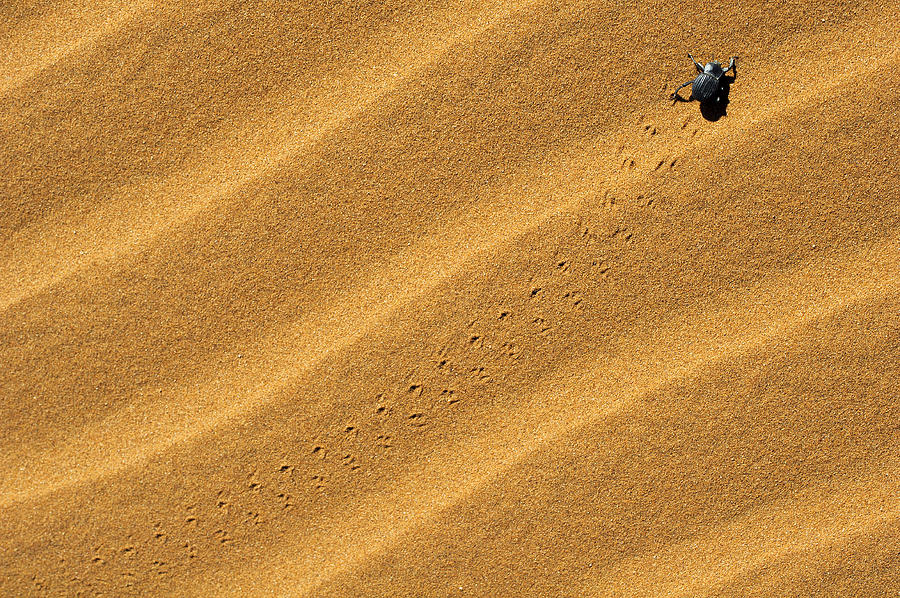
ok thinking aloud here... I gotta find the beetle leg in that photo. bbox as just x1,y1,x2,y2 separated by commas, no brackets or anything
724,56,737,74
688,53,704,73
670,80,693,102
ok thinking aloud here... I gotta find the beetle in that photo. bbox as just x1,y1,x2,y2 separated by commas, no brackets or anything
671,54,737,103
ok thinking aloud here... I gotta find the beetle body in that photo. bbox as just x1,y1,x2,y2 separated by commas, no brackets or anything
671,54,736,104
691,62,727,102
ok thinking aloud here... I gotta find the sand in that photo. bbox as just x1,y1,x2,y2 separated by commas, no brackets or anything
1,0,899,595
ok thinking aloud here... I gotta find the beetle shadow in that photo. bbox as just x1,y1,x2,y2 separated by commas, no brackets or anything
699,71,736,122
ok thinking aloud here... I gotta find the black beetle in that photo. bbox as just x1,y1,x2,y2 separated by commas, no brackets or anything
671,54,736,103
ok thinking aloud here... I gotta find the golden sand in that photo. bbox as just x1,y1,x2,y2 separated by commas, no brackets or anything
1,0,898,595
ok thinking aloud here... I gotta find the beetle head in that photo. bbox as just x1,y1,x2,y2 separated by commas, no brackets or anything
704,61,725,77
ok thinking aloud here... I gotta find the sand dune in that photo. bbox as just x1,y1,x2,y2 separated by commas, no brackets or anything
1,0,898,596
